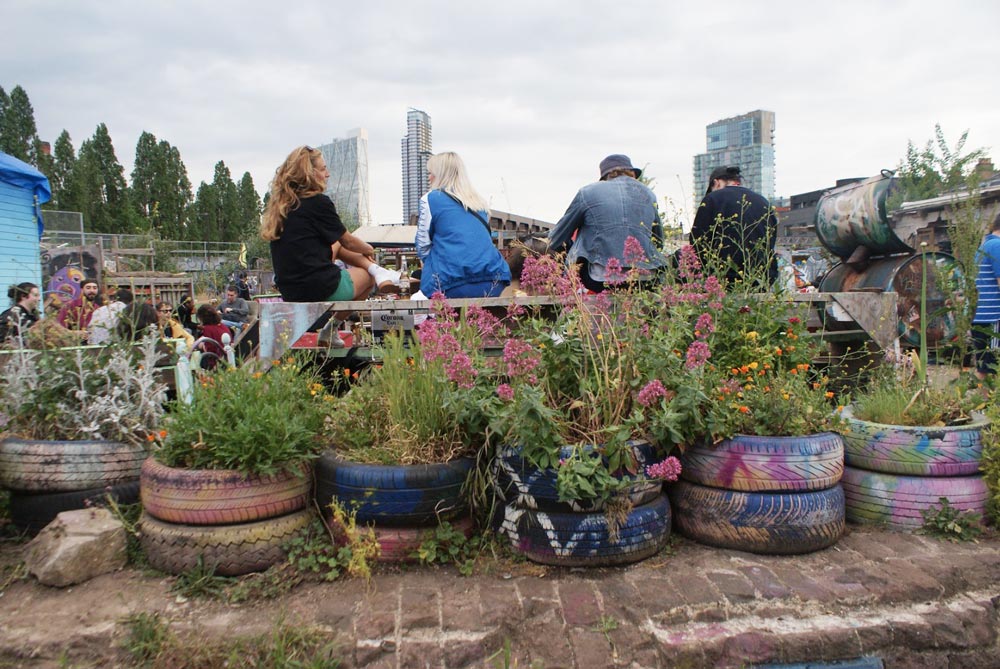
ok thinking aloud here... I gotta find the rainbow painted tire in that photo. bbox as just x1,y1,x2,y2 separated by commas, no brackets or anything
841,466,989,530
0,438,148,493
668,480,845,555
840,405,987,476
680,433,844,492
494,441,662,512
139,508,311,576
366,516,475,563
140,458,311,525
315,451,473,526
499,494,671,567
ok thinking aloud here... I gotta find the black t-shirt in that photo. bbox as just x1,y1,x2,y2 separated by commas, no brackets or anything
269,195,347,302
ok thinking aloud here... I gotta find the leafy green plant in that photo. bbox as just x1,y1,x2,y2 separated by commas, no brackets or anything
121,611,171,666
0,334,167,444
171,556,232,600
919,497,983,542
154,355,327,474
283,504,379,582
414,521,485,576
105,498,147,567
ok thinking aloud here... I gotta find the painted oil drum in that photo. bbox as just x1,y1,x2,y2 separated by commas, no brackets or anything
680,432,844,492
840,405,987,477
817,253,960,348
815,174,910,259
841,466,988,530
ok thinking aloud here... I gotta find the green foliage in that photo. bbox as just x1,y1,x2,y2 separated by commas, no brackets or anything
283,505,379,582
887,125,986,210
121,612,171,666
155,357,327,474
0,85,39,162
75,123,136,233
171,556,233,599
105,498,147,567
130,131,193,239
414,521,485,576
0,336,167,445
979,398,1000,526
919,497,983,542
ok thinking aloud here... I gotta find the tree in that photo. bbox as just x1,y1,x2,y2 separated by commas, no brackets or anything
235,172,262,238
50,130,77,211
74,123,135,233
0,85,40,163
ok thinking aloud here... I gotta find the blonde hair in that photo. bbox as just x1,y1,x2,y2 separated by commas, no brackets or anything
427,152,489,214
260,146,326,241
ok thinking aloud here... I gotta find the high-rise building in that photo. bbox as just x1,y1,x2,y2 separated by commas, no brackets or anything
401,108,432,224
692,110,776,203
318,128,371,228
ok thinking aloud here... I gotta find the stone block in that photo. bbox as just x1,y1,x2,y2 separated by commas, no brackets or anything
559,581,601,627
705,570,756,604
400,587,438,630
739,565,791,599
25,508,126,588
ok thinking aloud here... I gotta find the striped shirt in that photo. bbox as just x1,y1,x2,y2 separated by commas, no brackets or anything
973,233,1000,323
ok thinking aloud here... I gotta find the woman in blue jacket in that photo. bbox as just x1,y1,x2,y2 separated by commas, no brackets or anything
415,152,511,298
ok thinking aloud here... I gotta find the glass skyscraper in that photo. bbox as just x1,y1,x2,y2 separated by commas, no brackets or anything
693,110,776,203
318,128,371,229
401,108,432,224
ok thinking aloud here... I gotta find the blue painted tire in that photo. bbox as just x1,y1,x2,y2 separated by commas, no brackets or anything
668,480,845,555
499,494,671,567
314,450,474,526
494,441,663,512
841,465,989,530
680,433,844,492
840,405,987,477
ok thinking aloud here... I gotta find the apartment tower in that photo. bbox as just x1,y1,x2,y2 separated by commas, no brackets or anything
692,110,776,203
318,128,371,228
401,108,432,224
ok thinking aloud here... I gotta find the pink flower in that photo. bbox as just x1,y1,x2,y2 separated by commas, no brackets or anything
637,379,668,407
694,312,714,339
467,305,504,339
678,245,703,281
645,457,682,481
623,236,647,266
496,383,514,401
445,352,477,389
685,340,711,369
502,338,541,379
605,257,627,285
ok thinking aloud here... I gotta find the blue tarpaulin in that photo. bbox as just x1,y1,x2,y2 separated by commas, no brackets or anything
0,151,51,235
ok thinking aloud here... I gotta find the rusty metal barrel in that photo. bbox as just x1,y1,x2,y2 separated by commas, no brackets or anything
817,253,960,348
815,174,912,259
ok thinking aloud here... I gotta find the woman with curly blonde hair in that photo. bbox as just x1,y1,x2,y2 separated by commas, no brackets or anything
262,146,399,303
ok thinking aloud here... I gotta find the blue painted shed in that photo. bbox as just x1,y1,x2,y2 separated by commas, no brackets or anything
0,151,50,292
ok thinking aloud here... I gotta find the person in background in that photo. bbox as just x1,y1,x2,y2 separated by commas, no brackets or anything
157,301,195,348
0,282,40,346
689,165,778,288
971,212,1000,378
236,272,252,300
117,301,160,342
548,154,666,293
415,152,510,298
218,285,249,330
88,288,132,345
175,294,197,335
195,304,231,367
57,278,102,338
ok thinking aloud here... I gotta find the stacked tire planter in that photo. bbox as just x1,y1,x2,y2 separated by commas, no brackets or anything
493,441,672,567
314,450,475,563
670,433,846,554
839,405,991,529
138,458,312,576
0,438,145,534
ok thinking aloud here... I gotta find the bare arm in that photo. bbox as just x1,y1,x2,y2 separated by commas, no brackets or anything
338,231,376,260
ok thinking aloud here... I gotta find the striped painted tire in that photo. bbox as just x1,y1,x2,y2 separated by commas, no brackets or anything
680,433,844,492
494,441,663,512
315,451,473,526
9,480,141,535
499,494,671,567
362,516,476,563
668,480,845,555
840,405,987,476
0,438,148,493
140,458,311,525
139,508,311,576
841,465,989,530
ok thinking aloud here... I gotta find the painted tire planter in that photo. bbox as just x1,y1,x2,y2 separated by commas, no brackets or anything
315,450,474,526
680,432,844,492
140,458,311,525
0,438,148,493
668,480,845,555
841,465,989,530
840,405,987,476
361,516,475,563
139,508,311,576
8,480,140,534
499,494,671,567
494,441,662,512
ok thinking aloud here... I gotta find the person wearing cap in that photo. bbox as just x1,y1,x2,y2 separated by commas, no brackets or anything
548,154,667,292
689,165,778,287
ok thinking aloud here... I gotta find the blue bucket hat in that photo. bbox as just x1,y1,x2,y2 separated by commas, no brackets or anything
599,154,641,180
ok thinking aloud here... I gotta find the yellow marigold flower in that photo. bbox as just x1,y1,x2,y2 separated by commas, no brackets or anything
745,331,758,340
836,405,845,412
782,393,790,400
748,362,758,370
253,372,263,379
538,342,546,349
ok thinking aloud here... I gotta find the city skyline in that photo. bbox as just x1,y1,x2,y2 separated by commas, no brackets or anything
318,128,371,228
693,110,776,203
400,109,432,224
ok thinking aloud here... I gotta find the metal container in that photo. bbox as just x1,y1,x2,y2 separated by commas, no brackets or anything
818,253,960,348
815,174,911,259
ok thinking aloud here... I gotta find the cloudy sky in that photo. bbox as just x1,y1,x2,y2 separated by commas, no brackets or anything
5,1,999,229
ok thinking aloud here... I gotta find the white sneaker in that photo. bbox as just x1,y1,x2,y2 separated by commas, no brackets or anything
317,320,345,348
370,266,401,294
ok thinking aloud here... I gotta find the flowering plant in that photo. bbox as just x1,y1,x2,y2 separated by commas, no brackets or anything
153,355,328,474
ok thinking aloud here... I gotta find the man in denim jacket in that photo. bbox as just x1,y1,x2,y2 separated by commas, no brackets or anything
548,154,667,292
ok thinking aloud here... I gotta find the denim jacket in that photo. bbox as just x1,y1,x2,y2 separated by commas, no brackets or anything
548,176,666,280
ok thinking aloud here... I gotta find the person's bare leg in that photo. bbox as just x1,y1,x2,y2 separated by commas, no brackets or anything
331,244,401,294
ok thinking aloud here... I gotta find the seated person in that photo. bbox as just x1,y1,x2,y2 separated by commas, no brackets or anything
175,294,197,335
0,282,40,347
195,304,231,367
117,302,160,341
218,285,249,330
88,288,132,345
157,301,195,348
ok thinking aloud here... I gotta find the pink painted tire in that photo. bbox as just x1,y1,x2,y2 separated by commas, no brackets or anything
680,433,844,492
372,516,475,563
840,405,987,476
140,458,311,525
841,465,989,530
